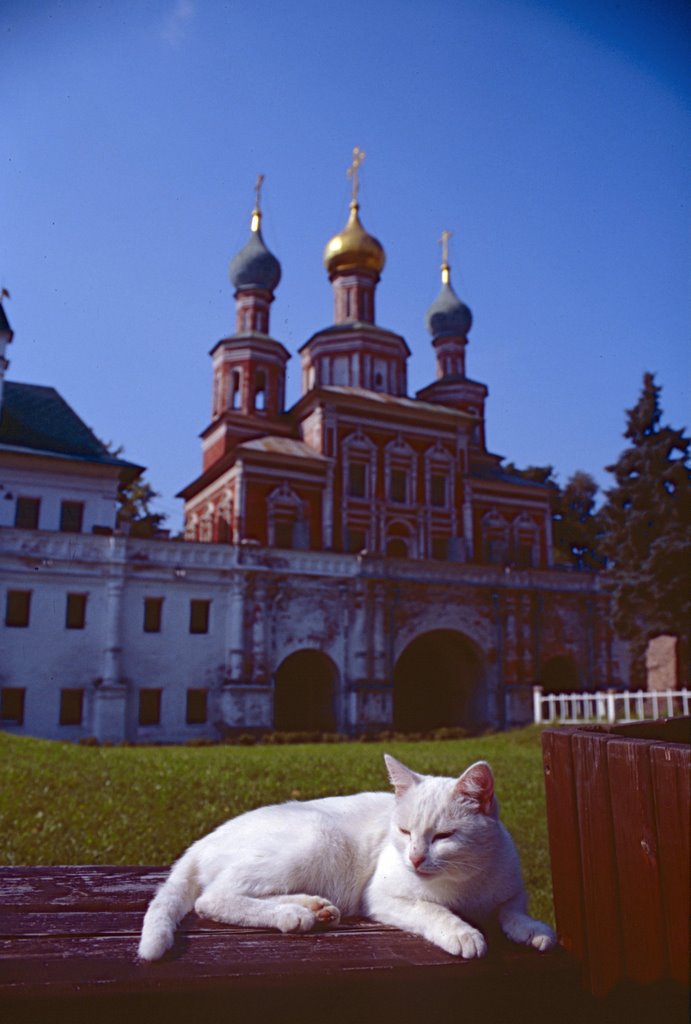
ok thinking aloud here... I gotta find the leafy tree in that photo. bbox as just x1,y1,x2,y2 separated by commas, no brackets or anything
104,442,167,538
503,463,602,568
555,471,602,570
117,476,167,538
599,373,690,682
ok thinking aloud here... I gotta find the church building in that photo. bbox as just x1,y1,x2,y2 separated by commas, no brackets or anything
0,158,626,743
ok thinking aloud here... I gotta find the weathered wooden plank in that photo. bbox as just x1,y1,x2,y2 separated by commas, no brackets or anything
0,909,386,939
0,927,570,989
606,737,667,983
0,866,165,910
571,731,624,996
0,940,582,1024
649,742,691,984
541,728,586,963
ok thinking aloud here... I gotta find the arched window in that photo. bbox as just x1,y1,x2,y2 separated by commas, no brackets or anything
267,484,306,550
231,369,242,410
481,511,509,565
384,437,416,506
254,369,266,412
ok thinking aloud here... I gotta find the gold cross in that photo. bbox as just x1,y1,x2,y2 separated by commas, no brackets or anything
251,174,265,232
347,147,365,204
439,229,452,266
439,230,452,283
254,174,265,212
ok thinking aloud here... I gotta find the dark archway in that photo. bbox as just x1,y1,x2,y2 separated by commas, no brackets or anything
393,630,484,732
540,654,581,693
274,650,338,732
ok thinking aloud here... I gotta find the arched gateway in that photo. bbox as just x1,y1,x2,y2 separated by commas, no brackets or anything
393,629,485,732
273,650,338,732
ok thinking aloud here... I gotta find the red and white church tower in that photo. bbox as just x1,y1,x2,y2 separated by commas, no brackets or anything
180,154,553,570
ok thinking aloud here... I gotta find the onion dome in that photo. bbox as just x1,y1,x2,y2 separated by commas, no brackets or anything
323,201,386,280
426,279,472,337
229,205,281,294
426,233,472,336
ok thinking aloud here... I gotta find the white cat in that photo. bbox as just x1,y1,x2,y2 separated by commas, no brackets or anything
138,755,556,961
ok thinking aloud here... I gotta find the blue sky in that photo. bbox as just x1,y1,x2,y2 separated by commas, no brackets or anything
2,0,689,531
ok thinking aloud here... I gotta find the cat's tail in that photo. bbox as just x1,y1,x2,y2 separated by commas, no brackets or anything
138,852,200,961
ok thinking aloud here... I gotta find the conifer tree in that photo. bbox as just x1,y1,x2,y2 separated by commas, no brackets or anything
599,373,690,681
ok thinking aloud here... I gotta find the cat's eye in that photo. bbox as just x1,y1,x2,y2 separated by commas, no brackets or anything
398,827,410,836
433,831,454,842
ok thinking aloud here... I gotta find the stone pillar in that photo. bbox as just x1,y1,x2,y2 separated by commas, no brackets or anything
349,581,368,682
93,570,127,743
250,575,269,682
372,583,388,680
323,462,334,551
225,572,246,682
491,591,506,729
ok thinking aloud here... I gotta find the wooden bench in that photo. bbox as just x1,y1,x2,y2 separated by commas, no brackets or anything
2,857,687,1023
0,865,584,1024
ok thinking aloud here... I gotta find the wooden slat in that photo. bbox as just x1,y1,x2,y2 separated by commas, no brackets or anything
606,738,667,983
571,731,624,996
649,742,691,984
0,866,165,910
541,729,587,963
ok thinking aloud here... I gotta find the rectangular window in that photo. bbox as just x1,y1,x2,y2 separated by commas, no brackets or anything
59,688,84,726
15,497,41,530
516,542,534,568
186,688,208,725
390,469,407,503
430,474,447,507
348,462,366,498
274,520,294,549
189,599,210,634
346,528,366,554
139,689,162,726
60,500,84,533
65,593,88,630
5,590,31,628
0,687,25,724
431,536,448,560
143,597,163,633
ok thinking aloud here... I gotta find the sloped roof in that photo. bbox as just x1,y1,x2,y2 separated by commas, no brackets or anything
470,460,549,490
0,381,142,476
237,436,328,460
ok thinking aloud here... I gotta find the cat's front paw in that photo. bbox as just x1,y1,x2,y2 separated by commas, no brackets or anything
434,922,487,959
502,915,556,952
275,904,320,933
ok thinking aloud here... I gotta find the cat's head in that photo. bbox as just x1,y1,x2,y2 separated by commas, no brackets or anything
383,754,499,879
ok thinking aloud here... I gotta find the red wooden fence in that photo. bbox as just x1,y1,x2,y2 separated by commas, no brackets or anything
542,719,690,997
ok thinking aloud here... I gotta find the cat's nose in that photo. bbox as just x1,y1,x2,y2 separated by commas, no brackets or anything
409,852,426,870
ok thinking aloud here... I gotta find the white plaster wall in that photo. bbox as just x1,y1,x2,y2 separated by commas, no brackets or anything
0,530,618,743
0,461,119,531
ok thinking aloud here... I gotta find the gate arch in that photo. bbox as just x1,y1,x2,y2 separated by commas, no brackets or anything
540,654,581,693
273,649,338,732
393,629,485,732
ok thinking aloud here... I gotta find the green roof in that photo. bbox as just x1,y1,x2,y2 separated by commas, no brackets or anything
0,381,142,474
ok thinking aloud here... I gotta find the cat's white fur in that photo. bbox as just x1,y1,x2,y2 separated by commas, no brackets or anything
138,755,556,961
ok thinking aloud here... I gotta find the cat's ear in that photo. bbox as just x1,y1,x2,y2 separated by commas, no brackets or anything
384,754,422,798
454,761,495,815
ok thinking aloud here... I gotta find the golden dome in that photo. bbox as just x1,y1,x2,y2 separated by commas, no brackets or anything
323,201,386,280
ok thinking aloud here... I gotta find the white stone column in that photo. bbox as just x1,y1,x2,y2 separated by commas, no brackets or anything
251,575,268,682
93,561,127,743
226,572,245,682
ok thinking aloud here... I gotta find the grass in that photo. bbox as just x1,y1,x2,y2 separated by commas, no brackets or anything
0,726,555,924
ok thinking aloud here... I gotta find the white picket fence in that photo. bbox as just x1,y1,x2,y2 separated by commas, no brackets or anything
532,685,691,725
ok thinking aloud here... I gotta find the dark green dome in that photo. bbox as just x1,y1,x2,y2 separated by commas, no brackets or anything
426,281,472,337
229,224,281,294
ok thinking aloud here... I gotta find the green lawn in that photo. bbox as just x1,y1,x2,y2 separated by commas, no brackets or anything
0,726,555,924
